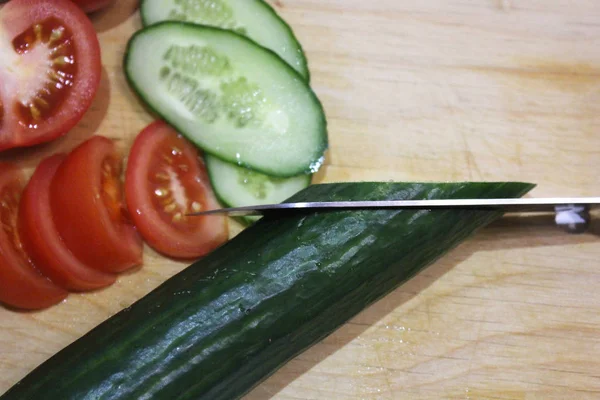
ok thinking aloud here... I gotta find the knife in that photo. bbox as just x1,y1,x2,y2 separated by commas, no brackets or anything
187,197,600,233
186,197,600,233
188,197,600,216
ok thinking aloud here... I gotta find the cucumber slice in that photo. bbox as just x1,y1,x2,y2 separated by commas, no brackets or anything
124,22,327,178
205,154,311,224
140,0,310,81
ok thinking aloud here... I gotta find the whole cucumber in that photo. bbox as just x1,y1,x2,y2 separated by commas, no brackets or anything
1,182,534,400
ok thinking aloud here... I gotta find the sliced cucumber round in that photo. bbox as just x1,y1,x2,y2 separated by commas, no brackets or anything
205,154,311,224
141,0,310,81
124,22,327,178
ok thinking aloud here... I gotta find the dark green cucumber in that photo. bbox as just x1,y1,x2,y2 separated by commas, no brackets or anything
141,0,310,81
124,22,327,177
1,181,534,400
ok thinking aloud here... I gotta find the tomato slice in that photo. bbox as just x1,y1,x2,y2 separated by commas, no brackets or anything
125,121,228,259
70,0,115,13
50,136,143,273
0,162,67,310
0,0,101,151
18,154,117,291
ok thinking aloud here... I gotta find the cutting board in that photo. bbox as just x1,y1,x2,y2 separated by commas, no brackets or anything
1,0,600,398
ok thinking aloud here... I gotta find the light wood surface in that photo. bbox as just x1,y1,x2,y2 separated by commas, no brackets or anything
2,0,600,398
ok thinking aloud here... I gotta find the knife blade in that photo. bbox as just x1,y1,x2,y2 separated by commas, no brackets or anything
187,197,600,217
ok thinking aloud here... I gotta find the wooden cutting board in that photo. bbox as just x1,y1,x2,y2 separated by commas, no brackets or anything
2,0,600,398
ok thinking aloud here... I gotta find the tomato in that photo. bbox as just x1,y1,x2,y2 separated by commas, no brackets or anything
0,0,101,151
70,0,115,13
18,154,117,291
125,121,228,259
0,162,67,310
50,136,143,273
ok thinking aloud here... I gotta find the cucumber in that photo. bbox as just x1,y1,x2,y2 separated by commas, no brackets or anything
141,0,310,81
0,181,534,400
205,154,311,224
124,22,327,177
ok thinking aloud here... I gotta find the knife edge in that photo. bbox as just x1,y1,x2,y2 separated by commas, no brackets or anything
187,197,600,217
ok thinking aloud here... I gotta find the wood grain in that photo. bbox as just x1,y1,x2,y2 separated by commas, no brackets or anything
1,0,600,398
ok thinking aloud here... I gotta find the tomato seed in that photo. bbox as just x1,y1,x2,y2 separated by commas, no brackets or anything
34,24,43,42
50,42,69,56
191,201,202,212
48,70,64,85
0,191,18,236
172,212,184,222
52,56,70,66
154,172,170,182
154,188,169,197
164,203,177,213
178,164,189,172
1,222,12,234
171,146,182,156
48,27,65,44
103,163,112,174
29,104,41,120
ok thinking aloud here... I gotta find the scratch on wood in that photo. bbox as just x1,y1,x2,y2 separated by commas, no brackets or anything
372,344,393,397
461,133,483,180
464,60,600,93
514,142,523,168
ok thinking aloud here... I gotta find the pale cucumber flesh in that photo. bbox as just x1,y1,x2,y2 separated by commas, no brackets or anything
205,154,311,224
124,22,327,177
140,0,310,80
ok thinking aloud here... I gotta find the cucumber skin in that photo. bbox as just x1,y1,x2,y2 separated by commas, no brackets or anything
123,22,328,178
140,0,311,82
1,182,534,400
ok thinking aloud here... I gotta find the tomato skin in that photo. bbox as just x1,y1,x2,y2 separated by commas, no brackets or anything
70,0,115,13
50,136,143,273
18,154,117,291
0,0,101,151
125,121,228,259
0,162,67,310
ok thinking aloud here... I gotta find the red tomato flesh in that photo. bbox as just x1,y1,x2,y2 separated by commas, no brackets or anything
0,0,101,151
126,121,228,259
18,154,117,291
50,136,143,273
0,162,67,310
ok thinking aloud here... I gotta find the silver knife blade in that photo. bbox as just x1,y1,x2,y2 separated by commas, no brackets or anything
187,197,600,217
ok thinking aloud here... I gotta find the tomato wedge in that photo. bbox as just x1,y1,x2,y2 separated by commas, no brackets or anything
70,0,115,13
0,162,67,310
18,154,117,291
125,121,228,259
0,0,101,151
50,136,143,273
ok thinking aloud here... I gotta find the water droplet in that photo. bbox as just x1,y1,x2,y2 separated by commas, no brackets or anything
308,156,325,174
